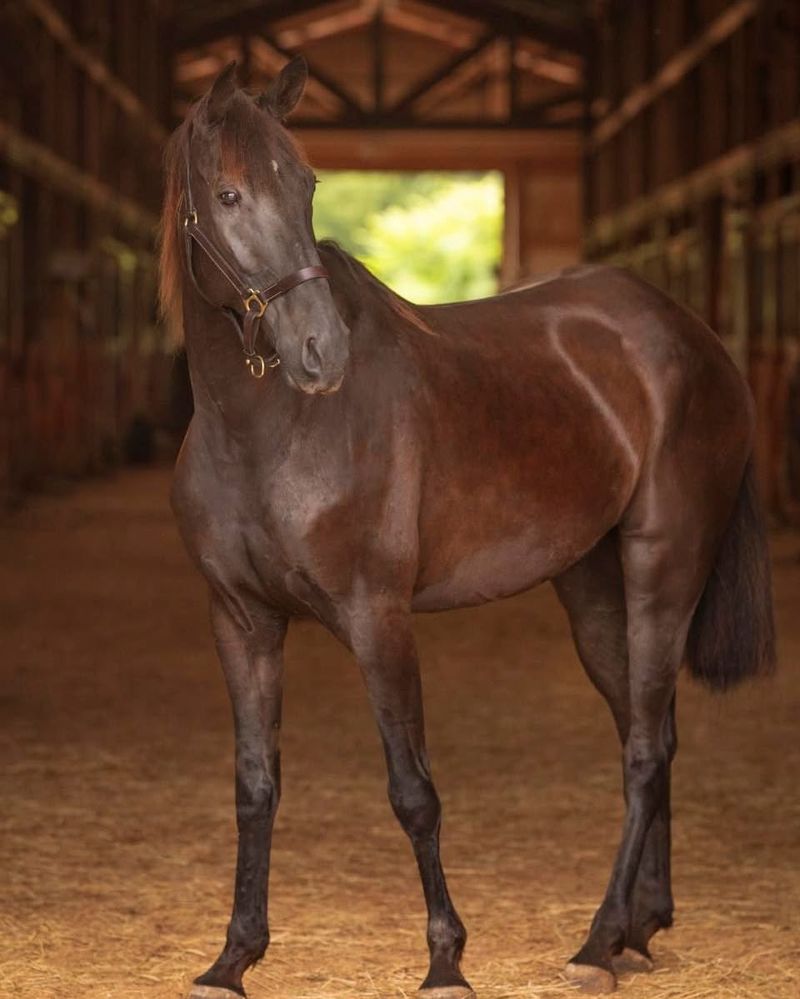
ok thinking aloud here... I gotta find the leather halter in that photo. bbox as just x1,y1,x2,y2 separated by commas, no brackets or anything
181,146,329,378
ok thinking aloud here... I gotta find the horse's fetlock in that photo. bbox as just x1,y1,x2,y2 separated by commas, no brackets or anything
427,914,466,954
227,916,269,960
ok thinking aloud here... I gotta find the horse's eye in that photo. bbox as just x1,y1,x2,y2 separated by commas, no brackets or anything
218,190,240,206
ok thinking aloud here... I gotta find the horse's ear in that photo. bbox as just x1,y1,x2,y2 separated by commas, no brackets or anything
205,62,238,125
257,55,307,120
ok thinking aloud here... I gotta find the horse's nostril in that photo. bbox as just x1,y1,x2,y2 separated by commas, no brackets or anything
301,336,323,379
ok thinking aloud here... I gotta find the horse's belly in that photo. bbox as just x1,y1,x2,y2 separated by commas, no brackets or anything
411,537,556,611
410,511,613,612
411,440,634,612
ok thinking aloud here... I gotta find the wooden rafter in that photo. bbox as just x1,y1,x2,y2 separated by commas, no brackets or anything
176,0,584,54
173,0,585,131
389,30,498,116
248,37,343,115
259,33,365,115
385,3,476,49
288,116,579,131
521,88,584,118
421,0,583,54
591,0,758,149
275,3,375,47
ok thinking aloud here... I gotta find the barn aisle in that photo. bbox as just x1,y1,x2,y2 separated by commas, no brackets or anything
1,468,798,999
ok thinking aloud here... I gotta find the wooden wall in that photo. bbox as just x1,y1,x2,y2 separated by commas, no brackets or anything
585,0,800,517
0,0,173,505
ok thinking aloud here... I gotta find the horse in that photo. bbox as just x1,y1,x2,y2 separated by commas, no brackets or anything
160,58,775,999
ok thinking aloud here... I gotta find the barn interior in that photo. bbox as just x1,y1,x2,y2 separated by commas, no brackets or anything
1,4,799,999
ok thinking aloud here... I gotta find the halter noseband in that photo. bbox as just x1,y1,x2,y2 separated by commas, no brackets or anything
181,146,329,379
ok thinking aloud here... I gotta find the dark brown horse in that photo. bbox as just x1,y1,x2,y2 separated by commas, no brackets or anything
160,59,775,999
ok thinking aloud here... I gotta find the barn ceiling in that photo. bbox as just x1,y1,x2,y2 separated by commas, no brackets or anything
171,0,588,130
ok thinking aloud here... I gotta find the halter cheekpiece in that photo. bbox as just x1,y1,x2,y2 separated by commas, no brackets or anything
181,143,329,379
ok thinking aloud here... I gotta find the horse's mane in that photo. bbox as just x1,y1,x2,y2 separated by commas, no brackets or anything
158,109,194,345
317,240,435,337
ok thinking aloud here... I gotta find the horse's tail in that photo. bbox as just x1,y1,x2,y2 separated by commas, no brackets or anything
685,457,776,691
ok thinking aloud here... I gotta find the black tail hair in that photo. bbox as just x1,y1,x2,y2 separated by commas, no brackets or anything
686,458,777,691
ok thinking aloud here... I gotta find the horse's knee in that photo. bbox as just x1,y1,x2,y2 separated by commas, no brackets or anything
388,774,441,840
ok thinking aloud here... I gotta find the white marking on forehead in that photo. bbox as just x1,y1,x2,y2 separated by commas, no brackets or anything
271,159,279,173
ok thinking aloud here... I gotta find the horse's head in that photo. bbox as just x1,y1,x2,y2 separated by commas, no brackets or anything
174,59,349,394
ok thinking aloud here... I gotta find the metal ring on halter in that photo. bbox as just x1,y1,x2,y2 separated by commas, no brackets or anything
245,355,266,379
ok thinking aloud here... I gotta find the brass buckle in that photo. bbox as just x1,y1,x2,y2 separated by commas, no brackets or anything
183,210,198,227
243,290,267,317
246,354,266,379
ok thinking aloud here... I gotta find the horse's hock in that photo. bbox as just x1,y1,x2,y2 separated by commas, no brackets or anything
1,467,798,999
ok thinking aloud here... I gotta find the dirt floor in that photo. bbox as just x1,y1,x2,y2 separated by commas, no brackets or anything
1,467,798,999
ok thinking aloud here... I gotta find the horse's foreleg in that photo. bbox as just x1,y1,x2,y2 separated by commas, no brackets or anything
352,605,473,999
191,595,287,999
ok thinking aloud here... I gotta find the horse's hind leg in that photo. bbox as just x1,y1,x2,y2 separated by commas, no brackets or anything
561,477,728,993
554,535,675,984
348,600,473,999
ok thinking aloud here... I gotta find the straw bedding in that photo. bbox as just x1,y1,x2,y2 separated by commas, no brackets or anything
1,469,798,999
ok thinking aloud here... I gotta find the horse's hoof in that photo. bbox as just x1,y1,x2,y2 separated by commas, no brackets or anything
418,988,476,999
612,947,654,974
188,985,243,999
564,962,616,994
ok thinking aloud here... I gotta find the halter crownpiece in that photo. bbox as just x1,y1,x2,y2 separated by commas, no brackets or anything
181,143,329,378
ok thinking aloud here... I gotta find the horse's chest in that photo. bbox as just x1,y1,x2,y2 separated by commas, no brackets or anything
173,441,352,616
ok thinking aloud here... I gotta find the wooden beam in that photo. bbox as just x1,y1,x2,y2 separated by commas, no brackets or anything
291,117,579,130
389,30,497,116
385,4,475,48
21,0,167,147
520,89,585,117
248,37,342,115
0,117,157,239
275,4,375,47
515,48,580,86
587,117,800,250
259,33,365,115
299,124,581,170
422,0,583,54
590,0,758,150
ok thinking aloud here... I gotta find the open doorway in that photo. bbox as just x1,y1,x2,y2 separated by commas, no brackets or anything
312,171,504,304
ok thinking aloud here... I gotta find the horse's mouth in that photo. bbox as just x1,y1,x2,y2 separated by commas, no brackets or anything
284,368,345,396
